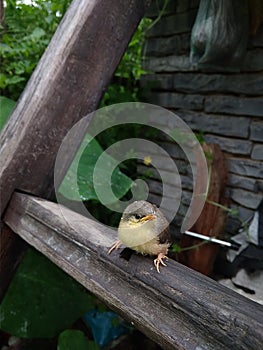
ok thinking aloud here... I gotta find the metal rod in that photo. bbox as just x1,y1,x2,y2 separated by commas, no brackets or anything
184,231,240,250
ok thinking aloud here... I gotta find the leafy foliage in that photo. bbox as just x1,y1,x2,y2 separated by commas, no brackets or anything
0,95,16,129
100,18,152,106
0,249,94,338
0,0,71,100
59,134,133,202
1,1,151,103
57,330,100,350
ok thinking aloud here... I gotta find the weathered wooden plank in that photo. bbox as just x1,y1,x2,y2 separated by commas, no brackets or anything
0,223,27,298
0,0,147,297
4,192,263,350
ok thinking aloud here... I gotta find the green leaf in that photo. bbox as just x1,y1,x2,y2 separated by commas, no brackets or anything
30,27,46,39
171,243,182,253
0,249,93,338
57,330,100,350
0,96,16,130
5,75,26,85
0,74,7,89
59,134,133,202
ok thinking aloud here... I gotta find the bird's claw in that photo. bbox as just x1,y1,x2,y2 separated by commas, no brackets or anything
154,253,168,273
108,240,122,254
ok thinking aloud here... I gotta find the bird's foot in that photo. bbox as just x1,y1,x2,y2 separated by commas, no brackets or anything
154,253,168,273
108,240,122,254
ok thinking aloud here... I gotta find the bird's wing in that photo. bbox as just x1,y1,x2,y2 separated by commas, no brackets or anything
158,225,172,245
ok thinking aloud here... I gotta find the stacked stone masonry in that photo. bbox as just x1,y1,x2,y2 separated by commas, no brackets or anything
141,0,263,235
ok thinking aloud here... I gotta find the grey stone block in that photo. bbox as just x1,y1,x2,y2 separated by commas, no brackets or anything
205,96,263,117
146,0,178,18
138,158,191,181
147,10,197,37
225,217,242,234
227,157,263,178
224,204,254,234
158,141,186,160
180,174,194,190
204,135,252,155
144,55,191,72
189,0,201,9
251,144,263,160
175,0,200,13
147,179,181,200
229,204,255,223
146,0,200,18
147,92,204,110
172,73,263,96
177,110,250,138
177,200,189,216
147,192,162,208
140,74,174,90
242,49,263,72
256,179,263,192
230,188,262,209
146,33,191,56
228,174,257,192
250,121,263,141
141,73,263,96
251,26,263,48
181,189,192,206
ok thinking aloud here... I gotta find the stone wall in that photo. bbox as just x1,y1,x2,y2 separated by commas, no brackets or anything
141,0,263,235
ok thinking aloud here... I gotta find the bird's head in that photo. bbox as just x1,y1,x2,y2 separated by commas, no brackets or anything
120,200,157,228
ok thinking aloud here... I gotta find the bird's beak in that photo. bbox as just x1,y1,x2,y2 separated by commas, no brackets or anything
139,214,156,222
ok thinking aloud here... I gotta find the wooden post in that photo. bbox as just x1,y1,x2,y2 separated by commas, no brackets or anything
178,144,229,275
0,0,146,297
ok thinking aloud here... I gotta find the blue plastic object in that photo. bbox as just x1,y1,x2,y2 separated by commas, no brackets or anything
83,310,130,347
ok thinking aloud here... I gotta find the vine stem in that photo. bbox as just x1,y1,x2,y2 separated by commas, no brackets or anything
172,240,209,253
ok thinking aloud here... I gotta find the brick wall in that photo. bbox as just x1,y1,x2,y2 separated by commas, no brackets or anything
141,0,263,235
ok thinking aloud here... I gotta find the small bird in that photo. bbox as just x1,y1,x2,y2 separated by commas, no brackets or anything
108,200,171,273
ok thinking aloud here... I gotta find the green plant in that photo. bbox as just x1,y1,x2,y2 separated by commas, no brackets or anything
0,249,94,338
58,330,100,350
206,199,249,235
0,0,72,100
59,134,133,203
171,240,209,253
0,95,16,129
100,18,152,107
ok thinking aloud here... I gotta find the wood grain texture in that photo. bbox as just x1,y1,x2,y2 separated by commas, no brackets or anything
179,144,229,275
0,0,146,214
4,192,263,350
0,222,27,299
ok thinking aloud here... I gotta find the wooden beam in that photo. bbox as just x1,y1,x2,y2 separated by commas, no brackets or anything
0,223,27,298
4,192,263,350
0,0,146,297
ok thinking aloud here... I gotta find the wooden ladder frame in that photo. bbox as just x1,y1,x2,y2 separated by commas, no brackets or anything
0,1,262,349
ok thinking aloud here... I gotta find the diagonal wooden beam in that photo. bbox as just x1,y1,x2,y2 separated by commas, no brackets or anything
4,192,263,350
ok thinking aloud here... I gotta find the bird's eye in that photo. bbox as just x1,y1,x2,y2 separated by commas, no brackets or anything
134,214,141,220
